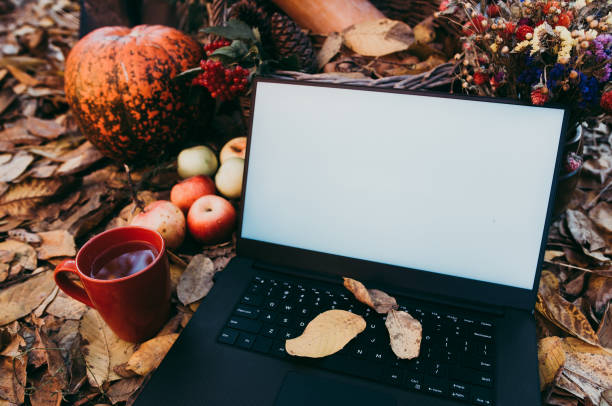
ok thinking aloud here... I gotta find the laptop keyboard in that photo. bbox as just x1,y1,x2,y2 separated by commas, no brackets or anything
218,275,496,405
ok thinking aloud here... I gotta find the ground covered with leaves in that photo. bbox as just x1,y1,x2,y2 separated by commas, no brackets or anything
0,1,611,406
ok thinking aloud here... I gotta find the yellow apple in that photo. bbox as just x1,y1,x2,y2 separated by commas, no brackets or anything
215,158,244,199
177,146,218,178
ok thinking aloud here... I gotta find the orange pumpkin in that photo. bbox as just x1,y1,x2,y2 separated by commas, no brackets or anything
65,25,204,163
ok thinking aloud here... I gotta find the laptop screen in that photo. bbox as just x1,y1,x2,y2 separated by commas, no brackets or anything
241,81,565,290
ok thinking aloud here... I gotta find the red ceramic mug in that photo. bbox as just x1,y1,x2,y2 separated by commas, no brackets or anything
54,226,171,343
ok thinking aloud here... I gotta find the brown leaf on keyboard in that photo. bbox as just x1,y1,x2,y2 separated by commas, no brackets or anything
385,309,422,359
343,277,398,314
285,310,366,358
177,254,215,306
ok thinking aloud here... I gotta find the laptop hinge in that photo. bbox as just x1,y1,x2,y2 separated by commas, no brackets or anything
253,260,506,317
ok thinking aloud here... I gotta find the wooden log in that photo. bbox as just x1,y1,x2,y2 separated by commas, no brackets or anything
270,0,385,35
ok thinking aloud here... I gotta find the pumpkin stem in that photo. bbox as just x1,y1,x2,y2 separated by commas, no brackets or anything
123,163,145,211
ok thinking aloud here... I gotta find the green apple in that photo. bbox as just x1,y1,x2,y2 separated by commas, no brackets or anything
177,146,218,178
215,157,244,199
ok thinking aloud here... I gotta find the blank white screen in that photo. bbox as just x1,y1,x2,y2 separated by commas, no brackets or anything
242,82,564,290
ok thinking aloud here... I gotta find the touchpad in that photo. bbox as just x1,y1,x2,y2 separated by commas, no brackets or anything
274,371,397,406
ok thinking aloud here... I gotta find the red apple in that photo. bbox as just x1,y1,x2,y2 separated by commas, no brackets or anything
170,175,216,213
131,200,185,249
220,137,247,164
187,195,236,244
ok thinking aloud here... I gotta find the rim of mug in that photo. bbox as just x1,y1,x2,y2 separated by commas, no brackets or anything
75,225,166,284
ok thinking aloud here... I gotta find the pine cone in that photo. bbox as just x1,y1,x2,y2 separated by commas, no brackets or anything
228,0,269,29
269,12,316,72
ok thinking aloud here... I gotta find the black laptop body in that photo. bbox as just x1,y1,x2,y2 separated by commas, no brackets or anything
134,78,568,406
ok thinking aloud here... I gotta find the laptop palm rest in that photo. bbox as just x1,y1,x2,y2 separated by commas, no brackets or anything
274,371,397,406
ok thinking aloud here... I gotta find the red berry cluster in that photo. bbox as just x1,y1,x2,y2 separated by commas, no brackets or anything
530,88,549,106
192,60,249,101
601,90,612,113
204,39,231,56
564,152,582,173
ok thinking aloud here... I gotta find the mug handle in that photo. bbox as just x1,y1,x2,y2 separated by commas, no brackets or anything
53,259,94,308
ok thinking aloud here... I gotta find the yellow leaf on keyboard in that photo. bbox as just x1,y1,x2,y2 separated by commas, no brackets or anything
343,277,398,314
385,309,422,359
285,310,365,358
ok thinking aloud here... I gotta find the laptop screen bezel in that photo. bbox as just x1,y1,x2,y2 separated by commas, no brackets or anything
236,77,569,312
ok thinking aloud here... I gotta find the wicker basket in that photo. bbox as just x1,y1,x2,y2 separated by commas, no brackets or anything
209,0,458,121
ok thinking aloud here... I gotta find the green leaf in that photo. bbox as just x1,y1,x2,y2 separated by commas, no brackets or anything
201,19,255,41
211,40,249,61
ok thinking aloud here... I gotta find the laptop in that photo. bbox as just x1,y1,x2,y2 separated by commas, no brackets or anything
135,78,568,406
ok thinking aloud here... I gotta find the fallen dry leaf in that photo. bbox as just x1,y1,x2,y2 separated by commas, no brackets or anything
585,276,612,314
0,151,34,182
125,333,178,376
8,228,42,244
317,32,343,69
0,177,68,218
589,202,612,233
33,329,67,387
25,116,64,139
29,369,63,406
343,277,398,314
36,229,76,259
536,271,601,346
414,16,436,44
566,209,608,254
79,308,135,387
177,255,215,306
539,336,567,390
0,239,37,271
285,310,365,358
560,337,612,404
0,356,26,404
0,125,41,145
5,63,38,86
33,285,58,317
385,309,422,359
56,141,104,176
106,376,145,404
0,270,55,325
344,18,414,57
602,389,612,406
46,290,88,320
598,304,612,350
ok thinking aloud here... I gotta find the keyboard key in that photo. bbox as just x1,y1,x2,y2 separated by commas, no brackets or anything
450,382,469,392
253,336,273,353
237,333,255,349
353,347,367,358
234,305,260,319
280,304,294,313
450,389,469,401
472,386,494,405
404,373,423,391
278,316,292,326
227,316,261,334
271,341,287,358
241,294,263,306
385,368,403,386
450,367,493,387
426,362,447,378
424,376,447,397
261,311,276,323
265,300,278,310
279,328,297,339
298,307,310,317
368,350,385,362
218,329,238,345
262,325,279,338
473,331,493,342
293,319,308,331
